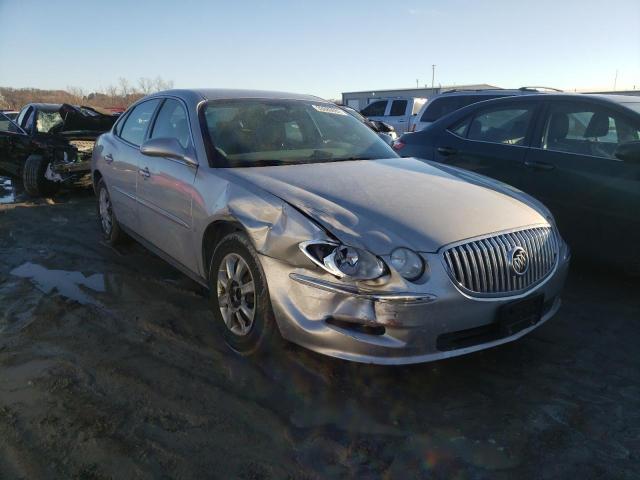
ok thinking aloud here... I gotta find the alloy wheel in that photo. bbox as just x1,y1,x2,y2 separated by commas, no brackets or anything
216,253,256,336
99,187,113,235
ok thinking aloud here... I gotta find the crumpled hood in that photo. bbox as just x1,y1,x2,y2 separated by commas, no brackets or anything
227,157,549,254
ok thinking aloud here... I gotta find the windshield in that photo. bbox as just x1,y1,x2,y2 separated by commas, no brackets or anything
201,99,397,166
35,110,63,133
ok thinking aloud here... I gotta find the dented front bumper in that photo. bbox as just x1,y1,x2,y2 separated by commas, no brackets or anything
260,251,570,365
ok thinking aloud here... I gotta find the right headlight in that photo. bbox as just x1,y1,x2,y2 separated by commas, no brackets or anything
390,247,425,281
299,241,386,280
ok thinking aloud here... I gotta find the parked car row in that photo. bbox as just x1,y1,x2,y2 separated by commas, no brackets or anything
3,86,636,365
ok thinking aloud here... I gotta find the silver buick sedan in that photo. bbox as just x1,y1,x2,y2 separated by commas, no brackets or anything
92,89,570,365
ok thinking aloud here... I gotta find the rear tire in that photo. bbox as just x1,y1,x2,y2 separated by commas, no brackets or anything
209,232,279,356
22,155,60,197
96,178,126,245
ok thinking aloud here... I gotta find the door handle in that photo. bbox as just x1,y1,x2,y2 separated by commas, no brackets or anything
104,154,114,164
138,167,150,178
437,146,457,156
524,160,555,171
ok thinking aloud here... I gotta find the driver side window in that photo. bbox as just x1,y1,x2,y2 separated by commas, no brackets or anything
150,98,192,149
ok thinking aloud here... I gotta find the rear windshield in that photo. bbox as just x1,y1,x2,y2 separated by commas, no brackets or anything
201,99,397,167
421,95,508,123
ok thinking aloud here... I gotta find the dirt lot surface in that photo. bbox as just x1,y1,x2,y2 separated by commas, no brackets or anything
1,180,639,479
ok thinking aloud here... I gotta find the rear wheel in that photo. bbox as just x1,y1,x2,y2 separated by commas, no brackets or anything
209,232,279,356
22,155,60,197
96,178,126,245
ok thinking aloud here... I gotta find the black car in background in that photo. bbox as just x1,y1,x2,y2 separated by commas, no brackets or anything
0,104,118,196
395,94,640,271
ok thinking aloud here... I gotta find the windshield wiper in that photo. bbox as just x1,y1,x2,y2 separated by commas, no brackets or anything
308,149,334,160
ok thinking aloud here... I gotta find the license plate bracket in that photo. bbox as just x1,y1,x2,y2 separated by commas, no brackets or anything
498,294,544,337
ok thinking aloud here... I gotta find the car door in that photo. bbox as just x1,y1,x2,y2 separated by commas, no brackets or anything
360,99,389,124
0,113,31,176
432,100,539,188
106,98,162,229
522,99,640,262
136,97,199,273
386,99,409,134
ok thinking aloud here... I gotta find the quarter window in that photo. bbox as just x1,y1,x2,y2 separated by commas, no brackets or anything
361,100,387,117
119,99,161,146
389,100,408,116
150,99,191,149
467,106,533,145
541,103,640,159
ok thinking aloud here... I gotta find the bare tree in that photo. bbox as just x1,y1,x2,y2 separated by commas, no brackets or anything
138,77,154,95
118,77,132,98
67,86,85,103
153,76,173,92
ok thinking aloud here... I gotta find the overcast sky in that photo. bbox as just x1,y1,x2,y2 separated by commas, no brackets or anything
1,0,638,99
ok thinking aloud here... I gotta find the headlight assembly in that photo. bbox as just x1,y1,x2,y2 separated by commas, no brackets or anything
299,241,386,280
390,247,425,281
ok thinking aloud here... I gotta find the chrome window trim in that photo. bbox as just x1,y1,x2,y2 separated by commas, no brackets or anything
527,145,624,162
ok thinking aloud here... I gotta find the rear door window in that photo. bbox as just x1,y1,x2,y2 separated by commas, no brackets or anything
541,101,640,159
361,100,388,117
119,99,161,146
389,100,408,116
466,105,535,145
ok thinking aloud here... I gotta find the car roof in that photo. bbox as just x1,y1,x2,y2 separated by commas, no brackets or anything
460,92,640,106
147,88,325,104
421,92,640,131
24,103,63,111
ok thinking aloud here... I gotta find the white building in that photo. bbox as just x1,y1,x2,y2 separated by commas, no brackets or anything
341,84,499,111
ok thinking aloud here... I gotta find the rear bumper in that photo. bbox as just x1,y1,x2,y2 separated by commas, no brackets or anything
261,250,570,365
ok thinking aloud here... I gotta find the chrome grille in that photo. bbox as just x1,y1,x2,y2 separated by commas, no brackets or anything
443,226,559,296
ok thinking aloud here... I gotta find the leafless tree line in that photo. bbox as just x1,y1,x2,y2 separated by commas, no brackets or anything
0,76,174,110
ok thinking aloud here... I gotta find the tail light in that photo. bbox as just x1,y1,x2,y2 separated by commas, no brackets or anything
392,141,405,151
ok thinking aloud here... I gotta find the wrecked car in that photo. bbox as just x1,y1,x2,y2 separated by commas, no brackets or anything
92,89,570,364
0,103,118,196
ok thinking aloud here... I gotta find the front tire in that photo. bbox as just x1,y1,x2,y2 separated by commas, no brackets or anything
96,178,126,245
22,155,60,197
209,232,279,356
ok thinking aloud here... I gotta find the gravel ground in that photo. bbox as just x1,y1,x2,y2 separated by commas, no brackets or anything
0,180,639,479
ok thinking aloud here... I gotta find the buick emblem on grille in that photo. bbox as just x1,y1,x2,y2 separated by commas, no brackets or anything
509,247,529,276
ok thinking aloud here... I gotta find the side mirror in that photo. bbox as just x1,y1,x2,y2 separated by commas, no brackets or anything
140,137,197,166
614,140,640,164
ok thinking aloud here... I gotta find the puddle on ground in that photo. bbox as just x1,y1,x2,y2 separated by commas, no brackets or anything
10,262,105,305
0,175,16,204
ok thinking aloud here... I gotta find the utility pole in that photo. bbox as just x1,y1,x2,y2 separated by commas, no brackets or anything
431,65,436,90
613,70,618,91
416,79,419,88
